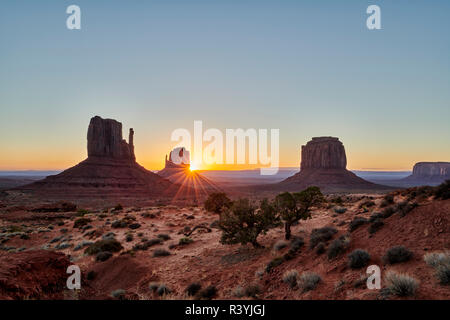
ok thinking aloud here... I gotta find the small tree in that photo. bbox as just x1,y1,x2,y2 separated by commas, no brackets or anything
219,198,280,248
204,192,232,214
276,187,324,240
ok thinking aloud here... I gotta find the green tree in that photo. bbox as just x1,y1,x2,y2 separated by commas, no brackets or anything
204,192,233,214
219,198,280,248
275,187,324,240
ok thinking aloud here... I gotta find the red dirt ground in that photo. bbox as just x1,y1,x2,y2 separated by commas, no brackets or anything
0,193,448,300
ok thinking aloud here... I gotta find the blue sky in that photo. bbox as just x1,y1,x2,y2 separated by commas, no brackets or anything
0,0,449,170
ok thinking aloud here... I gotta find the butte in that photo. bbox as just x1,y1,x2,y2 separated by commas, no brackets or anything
18,116,176,200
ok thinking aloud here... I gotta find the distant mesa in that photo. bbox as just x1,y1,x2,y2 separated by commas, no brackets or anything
278,136,389,192
401,162,450,186
18,116,175,199
158,147,220,197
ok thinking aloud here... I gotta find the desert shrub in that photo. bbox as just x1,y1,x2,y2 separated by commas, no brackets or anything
424,251,450,268
244,284,261,298
348,217,368,232
204,193,232,214
77,209,89,216
435,264,450,285
395,201,418,217
111,219,128,228
266,257,284,273
153,249,170,257
283,237,305,260
384,194,395,204
309,226,337,249
96,251,113,262
384,246,413,264
111,289,126,299
149,282,160,292
125,234,133,242
133,238,162,251
85,239,123,255
359,200,375,209
73,217,91,229
424,251,450,285
219,198,280,248
327,239,344,260
157,284,171,296
233,286,245,298
289,237,304,252
334,207,347,214
276,187,324,240
128,223,141,230
157,234,171,241
113,204,123,211
380,206,397,219
315,242,326,255
327,235,350,260
198,286,217,299
273,240,289,251
186,283,202,296
348,249,370,269
331,196,343,205
434,180,450,200
298,272,321,292
368,218,384,234
385,271,418,297
369,212,383,223
282,270,299,288
179,237,193,245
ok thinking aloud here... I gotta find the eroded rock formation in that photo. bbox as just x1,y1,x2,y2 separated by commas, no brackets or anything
19,116,175,199
411,162,450,179
279,137,388,192
87,116,135,160
301,137,346,170
401,162,450,186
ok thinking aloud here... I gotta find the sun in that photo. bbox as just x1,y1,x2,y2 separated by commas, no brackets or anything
189,164,197,171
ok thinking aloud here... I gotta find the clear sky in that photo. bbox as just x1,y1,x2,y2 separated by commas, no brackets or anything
0,0,449,171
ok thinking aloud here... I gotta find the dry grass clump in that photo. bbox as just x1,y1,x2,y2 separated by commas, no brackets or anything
298,272,321,292
385,271,419,297
309,227,337,249
282,270,299,288
424,251,450,285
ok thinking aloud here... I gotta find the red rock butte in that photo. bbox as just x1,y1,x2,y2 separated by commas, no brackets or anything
18,116,176,199
279,136,388,192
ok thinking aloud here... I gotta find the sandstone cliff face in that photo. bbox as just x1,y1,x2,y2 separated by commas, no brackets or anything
87,116,135,161
301,137,346,170
411,162,450,179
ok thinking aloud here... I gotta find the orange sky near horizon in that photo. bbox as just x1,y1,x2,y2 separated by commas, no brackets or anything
1,138,447,172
